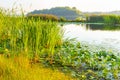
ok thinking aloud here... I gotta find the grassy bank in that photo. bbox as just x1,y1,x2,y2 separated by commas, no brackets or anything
0,55,75,80
0,9,120,80
0,9,74,80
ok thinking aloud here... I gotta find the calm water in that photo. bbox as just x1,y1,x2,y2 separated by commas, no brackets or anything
62,23,120,53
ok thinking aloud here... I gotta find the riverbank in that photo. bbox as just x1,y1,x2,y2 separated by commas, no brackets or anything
0,10,120,80
0,55,75,80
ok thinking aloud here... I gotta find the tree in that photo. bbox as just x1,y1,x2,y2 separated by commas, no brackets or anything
72,7,76,10
59,17,66,21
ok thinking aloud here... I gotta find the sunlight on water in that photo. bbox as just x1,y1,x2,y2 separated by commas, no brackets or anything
63,23,120,53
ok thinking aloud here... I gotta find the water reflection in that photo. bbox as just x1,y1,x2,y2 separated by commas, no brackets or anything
86,24,120,31
63,23,120,53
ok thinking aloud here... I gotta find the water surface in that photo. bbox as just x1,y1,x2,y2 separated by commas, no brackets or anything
62,23,120,53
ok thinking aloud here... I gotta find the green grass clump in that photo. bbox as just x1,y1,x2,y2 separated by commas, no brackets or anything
0,9,62,59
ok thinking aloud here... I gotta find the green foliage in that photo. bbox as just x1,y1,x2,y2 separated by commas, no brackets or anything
104,15,120,24
75,17,85,22
27,14,59,21
0,10,63,59
87,15,120,24
59,17,66,21
44,39,120,80
75,17,81,21
0,9,75,80
86,15,105,23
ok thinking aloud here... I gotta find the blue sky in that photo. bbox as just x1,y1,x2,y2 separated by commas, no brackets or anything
0,0,120,13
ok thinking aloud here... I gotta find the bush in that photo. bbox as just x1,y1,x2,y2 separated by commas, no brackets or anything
59,17,66,21
27,14,59,21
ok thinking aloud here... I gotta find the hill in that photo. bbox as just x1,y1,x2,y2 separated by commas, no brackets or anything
28,7,82,20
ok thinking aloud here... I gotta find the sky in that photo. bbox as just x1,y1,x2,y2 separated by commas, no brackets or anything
0,0,120,13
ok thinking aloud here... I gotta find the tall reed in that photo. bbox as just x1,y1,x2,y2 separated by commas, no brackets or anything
0,9,63,59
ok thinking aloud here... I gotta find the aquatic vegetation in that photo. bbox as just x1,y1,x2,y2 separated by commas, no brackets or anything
45,39,120,80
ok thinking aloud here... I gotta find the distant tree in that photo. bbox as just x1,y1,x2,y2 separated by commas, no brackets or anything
59,17,66,21
75,17,81,21
103,15,112,24
103,15,120,24
27,14,58,21
86,15,120,24
87,15,105,23
75,17,86,22
72,7,76,10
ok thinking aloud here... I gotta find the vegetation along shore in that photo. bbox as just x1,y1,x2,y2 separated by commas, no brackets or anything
0,8,120,80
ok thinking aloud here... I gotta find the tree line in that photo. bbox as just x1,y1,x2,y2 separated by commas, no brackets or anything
86,15,120,24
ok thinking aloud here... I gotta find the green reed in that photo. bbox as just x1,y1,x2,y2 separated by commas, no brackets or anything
0,9,62,58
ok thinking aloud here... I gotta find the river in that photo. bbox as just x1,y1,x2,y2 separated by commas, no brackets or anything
61,22,120,54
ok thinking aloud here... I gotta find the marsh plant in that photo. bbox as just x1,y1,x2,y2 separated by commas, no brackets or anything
0,9,63,59
52,40,120,80
0,9,77,80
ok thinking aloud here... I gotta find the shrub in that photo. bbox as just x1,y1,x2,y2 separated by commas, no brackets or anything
27,14,59,21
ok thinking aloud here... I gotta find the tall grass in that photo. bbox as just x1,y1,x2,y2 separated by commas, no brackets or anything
0,9,62,59
0,55,75,80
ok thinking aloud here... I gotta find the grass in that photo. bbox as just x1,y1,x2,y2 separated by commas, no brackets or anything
0,8,62,58
0,55,75,80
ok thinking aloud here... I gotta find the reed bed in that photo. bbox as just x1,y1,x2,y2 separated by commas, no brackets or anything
0,9,62,59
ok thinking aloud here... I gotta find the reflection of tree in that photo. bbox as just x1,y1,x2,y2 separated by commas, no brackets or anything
87,24,120,31
104,25,120,30
88,24,104,30
86,24,90,30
